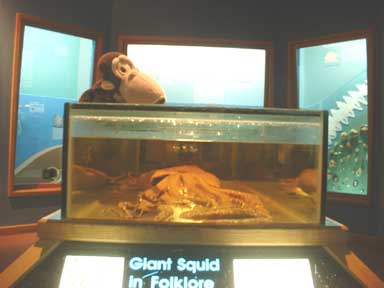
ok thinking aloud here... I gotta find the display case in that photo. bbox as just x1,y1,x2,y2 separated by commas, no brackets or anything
62,103,327,226
3,104,376,288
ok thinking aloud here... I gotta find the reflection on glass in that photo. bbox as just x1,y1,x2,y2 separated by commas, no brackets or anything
233,259,314,288
297,39,368,195
15,26,95,186
127,44,266,106
59,255,124,288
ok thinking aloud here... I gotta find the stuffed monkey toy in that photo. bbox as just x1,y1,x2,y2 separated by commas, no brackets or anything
80,51,166,104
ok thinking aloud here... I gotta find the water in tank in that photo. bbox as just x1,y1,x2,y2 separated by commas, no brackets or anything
63,104,327,226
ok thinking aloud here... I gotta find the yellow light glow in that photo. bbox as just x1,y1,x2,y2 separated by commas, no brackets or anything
59,255,124,288
233,258,314,288
324,51,339,64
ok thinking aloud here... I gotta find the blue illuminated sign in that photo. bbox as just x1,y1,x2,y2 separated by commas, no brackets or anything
127,257,221,288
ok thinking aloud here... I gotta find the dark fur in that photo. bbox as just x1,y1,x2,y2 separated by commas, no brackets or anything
79,52,122,103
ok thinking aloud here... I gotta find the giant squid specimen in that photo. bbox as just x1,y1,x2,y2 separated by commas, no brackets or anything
116,165,272,223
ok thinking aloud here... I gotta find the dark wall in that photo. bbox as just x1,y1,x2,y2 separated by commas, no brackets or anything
376,9,384,235
0,0,112,226
1,0,383,234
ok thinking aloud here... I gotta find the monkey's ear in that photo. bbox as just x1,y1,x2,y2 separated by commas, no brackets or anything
111,55,135,80
100,80,115,91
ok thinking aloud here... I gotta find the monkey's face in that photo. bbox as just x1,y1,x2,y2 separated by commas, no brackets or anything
111,55,166,104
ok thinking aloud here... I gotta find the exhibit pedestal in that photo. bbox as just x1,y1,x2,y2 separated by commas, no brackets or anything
3,210,382,287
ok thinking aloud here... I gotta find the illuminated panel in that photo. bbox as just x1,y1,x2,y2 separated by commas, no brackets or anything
127,44,266,107
233,258,314,288
15,25,95,186
59,255,124,288
297,39,368,196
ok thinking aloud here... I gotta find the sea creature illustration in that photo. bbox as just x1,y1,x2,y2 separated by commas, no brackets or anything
325,78,369,195
53,114,64,128
327,125,368,194
328,81,367,146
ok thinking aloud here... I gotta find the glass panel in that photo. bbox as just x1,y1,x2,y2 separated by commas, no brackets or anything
127,44,266,106
297,39,368,196
14,25,95,186
65,104,325,226
70,109,321,145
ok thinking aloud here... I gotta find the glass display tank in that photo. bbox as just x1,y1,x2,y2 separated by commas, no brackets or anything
62,103,327,226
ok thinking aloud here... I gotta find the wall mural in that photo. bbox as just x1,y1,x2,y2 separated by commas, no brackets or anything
14,25,95,187
297,38,368,196
327,80,368,195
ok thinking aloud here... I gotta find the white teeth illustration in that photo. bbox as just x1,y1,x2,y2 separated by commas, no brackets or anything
328,81,368,145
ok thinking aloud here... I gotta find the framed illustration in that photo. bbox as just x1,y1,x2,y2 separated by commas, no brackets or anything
8,13,103,197
118,35,274,107
288,29,374,205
